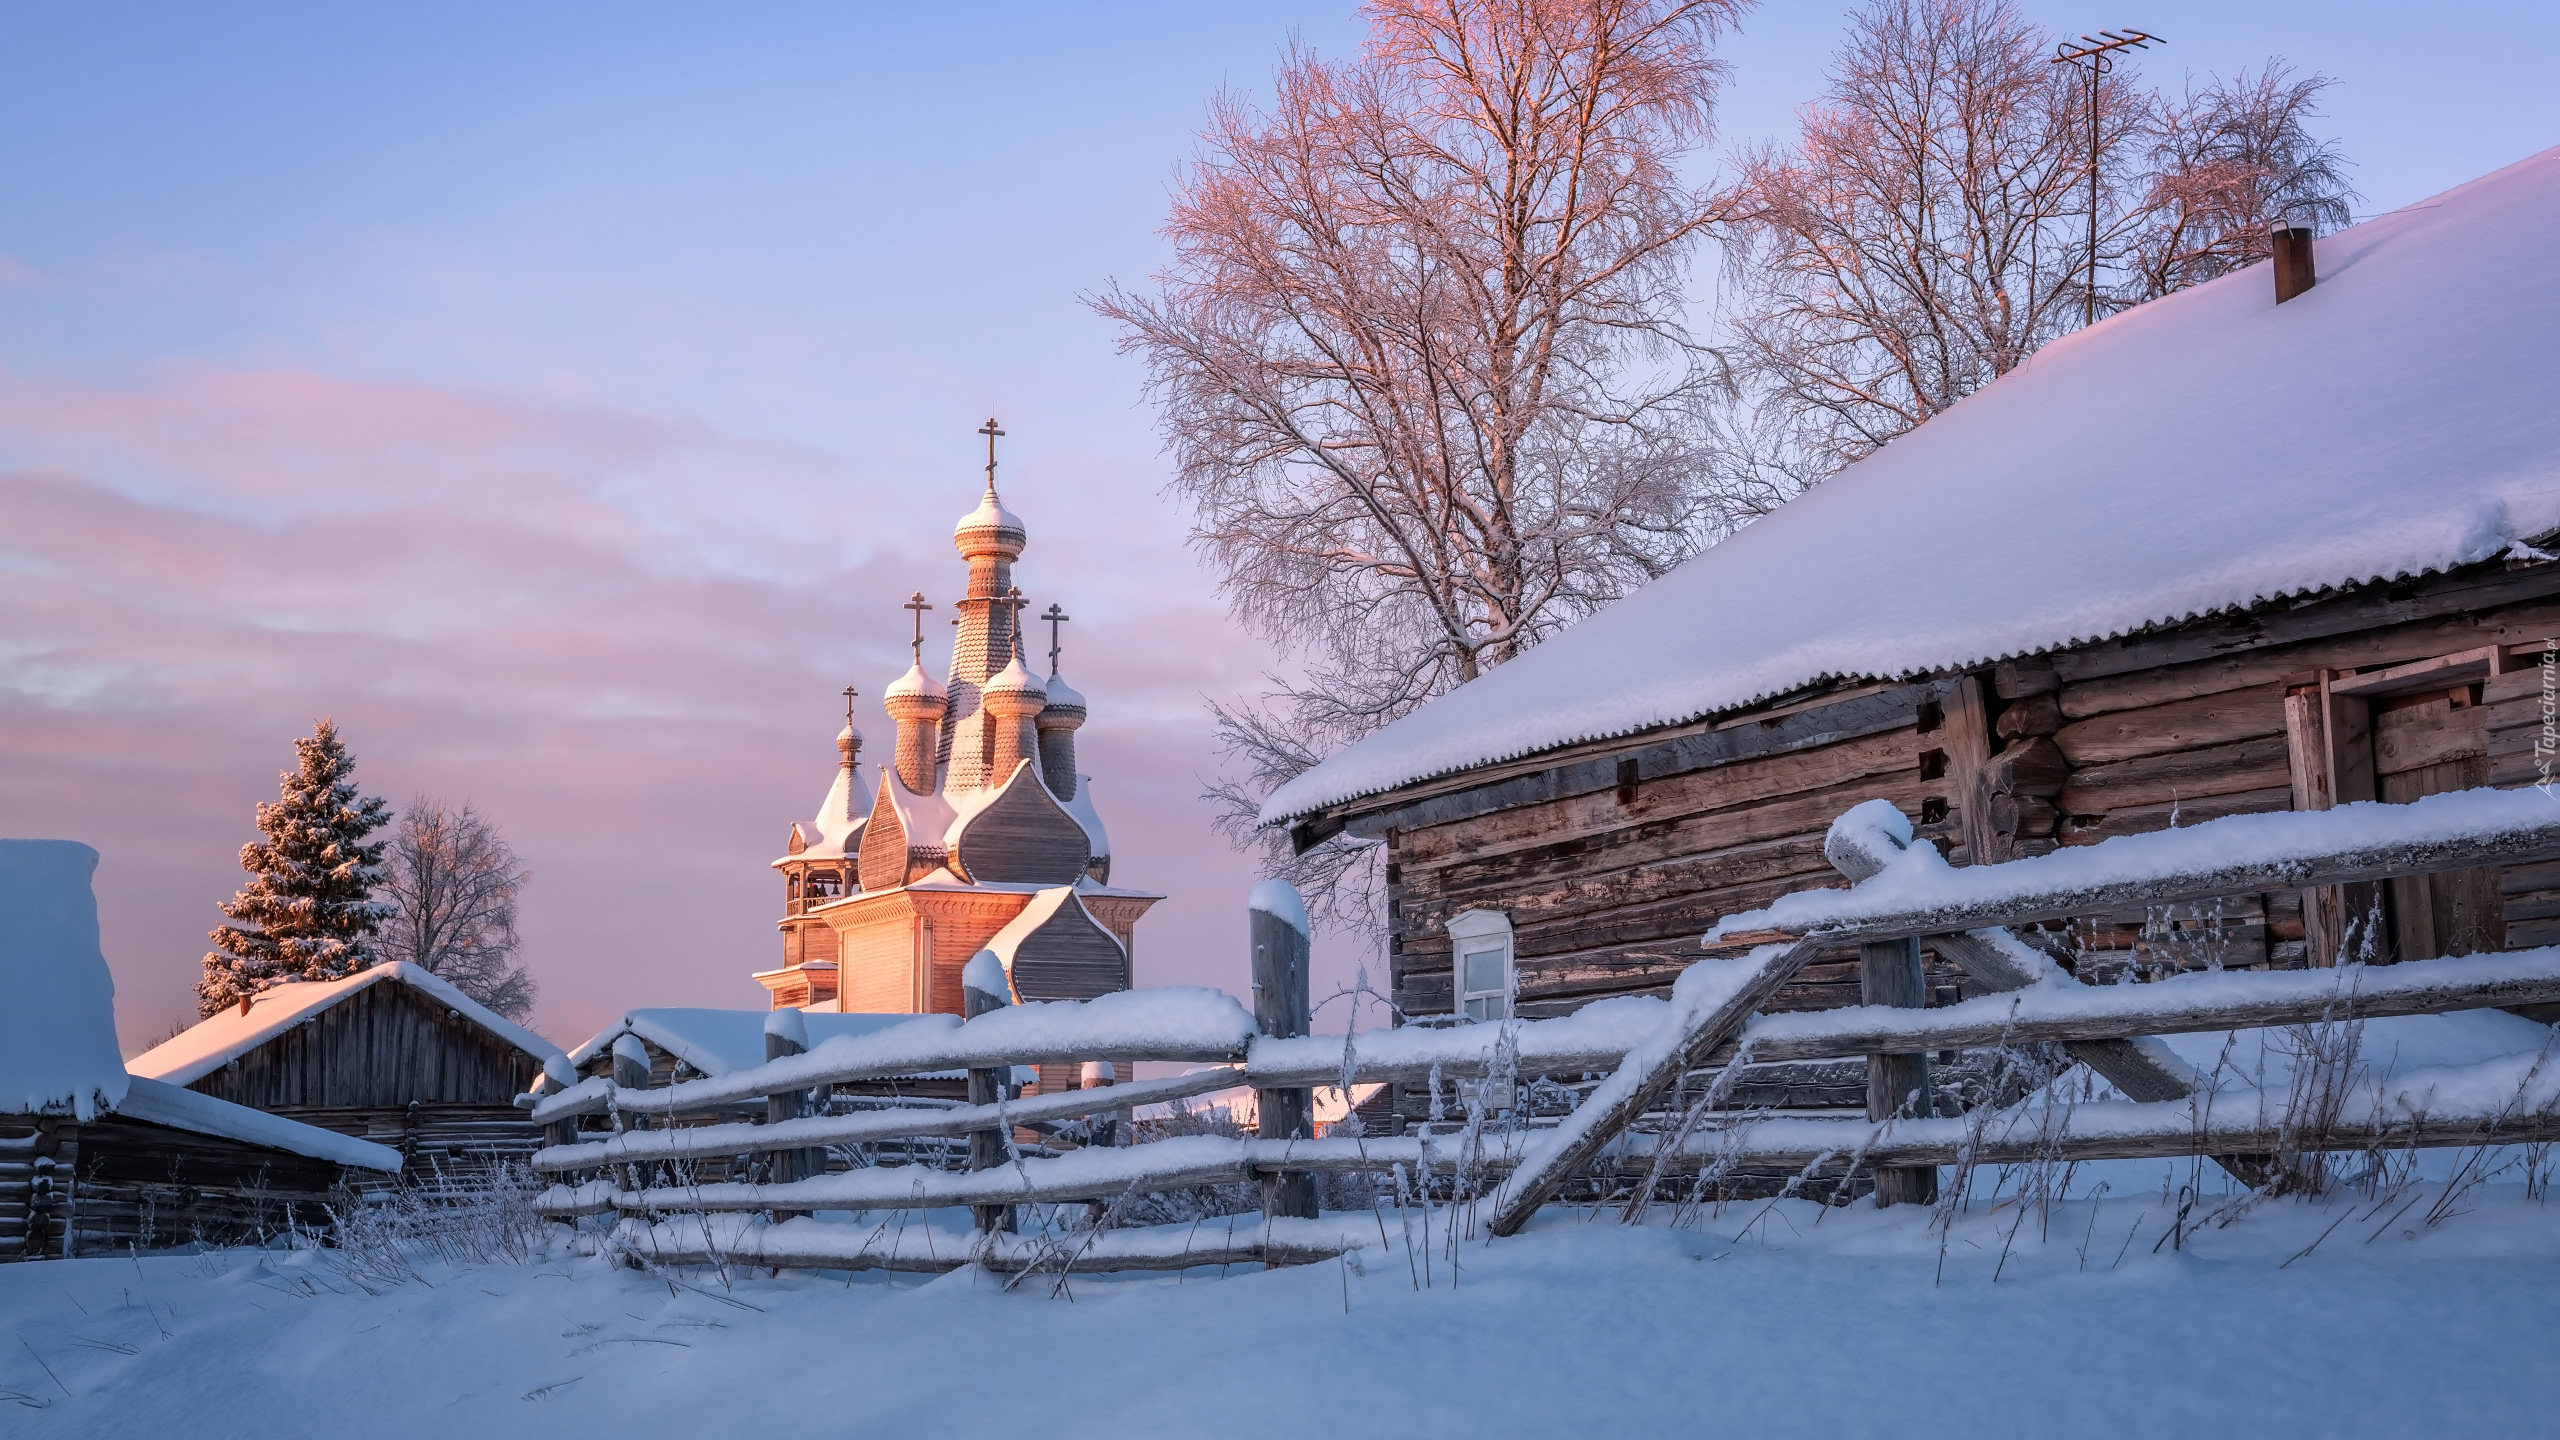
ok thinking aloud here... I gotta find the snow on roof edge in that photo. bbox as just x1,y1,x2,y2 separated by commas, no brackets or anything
115,1075,402,1171
128,962,563,1087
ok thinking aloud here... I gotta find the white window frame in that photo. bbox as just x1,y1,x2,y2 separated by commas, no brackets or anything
1445,909,1515,1023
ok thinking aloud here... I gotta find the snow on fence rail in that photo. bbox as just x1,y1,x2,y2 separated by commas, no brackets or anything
531,786,2560,1275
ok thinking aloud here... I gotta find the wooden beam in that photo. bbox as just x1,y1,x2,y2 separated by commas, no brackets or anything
1483,938,1824,1238
1250,899,1317,1222
1860,936,1936,1206
534,1068,1242,1172
1716,789,2560,948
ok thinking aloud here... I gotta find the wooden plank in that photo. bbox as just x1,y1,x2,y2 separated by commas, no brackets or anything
2047,562,2560,692
2328,646,2501,699
1394,725,1923,868
2055,786,2293,847
1633,1104,2560,1174
1859,937,1935,1206
1332,683,1926,841
1484,939,1824,1238
2058,593,2560,722
1726,791,2560,947
1250,901,1317,1222
2055,735,2293,816
2052,683,2286,768
536,1069,1247,1171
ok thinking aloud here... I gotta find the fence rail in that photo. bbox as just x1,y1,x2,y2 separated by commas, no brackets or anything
530,785,2560,1275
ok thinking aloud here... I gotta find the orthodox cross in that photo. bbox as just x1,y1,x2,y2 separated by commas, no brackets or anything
902,591,933,666
1004,585,1028,662
842,685,859,728
977,416,1005,494
1042,603,1070,673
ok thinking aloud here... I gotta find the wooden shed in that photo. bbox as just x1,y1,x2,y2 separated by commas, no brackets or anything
1260,151,2560,1132
128,962,564,1174
3,839,400,1260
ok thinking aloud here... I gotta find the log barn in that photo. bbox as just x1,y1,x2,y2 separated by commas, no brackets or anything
1261,151,2560,1135
3,840,400,1260
128,961,564,1175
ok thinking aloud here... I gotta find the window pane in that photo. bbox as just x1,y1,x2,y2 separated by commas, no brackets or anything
1462,948,1505,996
1464,996,1499,1022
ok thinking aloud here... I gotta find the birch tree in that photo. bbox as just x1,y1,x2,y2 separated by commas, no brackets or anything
1093,0,1746,924
379,796,537,1020
1727,0,2353,469
2125,65,2356,301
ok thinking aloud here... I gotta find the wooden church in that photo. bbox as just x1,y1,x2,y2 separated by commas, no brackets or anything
752,427,1161,1091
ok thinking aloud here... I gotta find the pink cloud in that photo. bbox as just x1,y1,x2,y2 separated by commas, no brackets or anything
0,365,1304,1053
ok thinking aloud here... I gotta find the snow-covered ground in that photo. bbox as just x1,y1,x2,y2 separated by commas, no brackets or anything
6,1172,2557,1438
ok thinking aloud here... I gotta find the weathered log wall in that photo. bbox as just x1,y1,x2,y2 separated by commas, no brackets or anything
187,979,539,1111
1,1114,347,1260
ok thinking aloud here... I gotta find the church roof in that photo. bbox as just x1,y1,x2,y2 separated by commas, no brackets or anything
1264,147,2560,824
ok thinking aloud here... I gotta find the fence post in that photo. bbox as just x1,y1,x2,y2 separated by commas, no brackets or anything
764,1008,813,1215
610,1034,653,1131
1860,937,1937,1207
1250,882,1318,1221
962,953,1017,1235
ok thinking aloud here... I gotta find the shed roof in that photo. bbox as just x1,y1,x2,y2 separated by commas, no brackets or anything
128,961,564,1089
1264,148,2560,824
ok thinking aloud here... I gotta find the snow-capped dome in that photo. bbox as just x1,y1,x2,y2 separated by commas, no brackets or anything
952,488,1027,555
885,662,946,706
983,656,1046,702
1038,670,1087,719
837,721,863,746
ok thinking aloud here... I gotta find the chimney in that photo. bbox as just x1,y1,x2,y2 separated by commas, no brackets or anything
2272,224,2316,303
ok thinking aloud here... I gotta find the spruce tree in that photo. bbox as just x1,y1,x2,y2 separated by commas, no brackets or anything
198,718,393,1016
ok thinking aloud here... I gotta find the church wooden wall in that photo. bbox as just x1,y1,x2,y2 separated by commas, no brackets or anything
186,980,540,1111
1375,560,2560,1128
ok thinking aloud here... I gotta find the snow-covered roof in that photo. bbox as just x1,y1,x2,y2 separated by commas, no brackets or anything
565,1008,934,1076
116,1075,401,1170
128,962,564,1088
0,839,129,1120
973,886,1126,1000
1265,148,2560,823
776,745,867,866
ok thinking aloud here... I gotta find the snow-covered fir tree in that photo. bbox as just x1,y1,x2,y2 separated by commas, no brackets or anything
197,718,393,1016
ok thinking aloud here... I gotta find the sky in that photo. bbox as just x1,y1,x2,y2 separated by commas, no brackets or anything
3,1,2554,1054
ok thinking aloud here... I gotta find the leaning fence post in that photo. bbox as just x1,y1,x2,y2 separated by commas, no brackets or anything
1860,936,1937,1207
1249,880,1319,1222
962,953,1017,1236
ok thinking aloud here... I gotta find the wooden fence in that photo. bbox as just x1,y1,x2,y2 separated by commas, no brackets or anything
528,784,2560,1275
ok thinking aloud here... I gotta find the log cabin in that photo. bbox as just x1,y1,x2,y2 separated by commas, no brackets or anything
3,840,399,1260
127,961,563,1175
1259,150,2560,1136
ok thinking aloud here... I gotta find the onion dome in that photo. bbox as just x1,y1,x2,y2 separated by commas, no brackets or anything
884,662,946,717
1037,670,1086,727
981,655,1047,712
953,486,1027,560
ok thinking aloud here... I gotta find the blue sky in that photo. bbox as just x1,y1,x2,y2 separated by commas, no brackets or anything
3,2,2552,1049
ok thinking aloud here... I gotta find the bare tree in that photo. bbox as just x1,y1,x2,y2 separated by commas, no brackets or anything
1094,0,1747,926
379,796,536,1020
2125,64,2356,301
1722,0,2125,468
1726,4,2352,470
